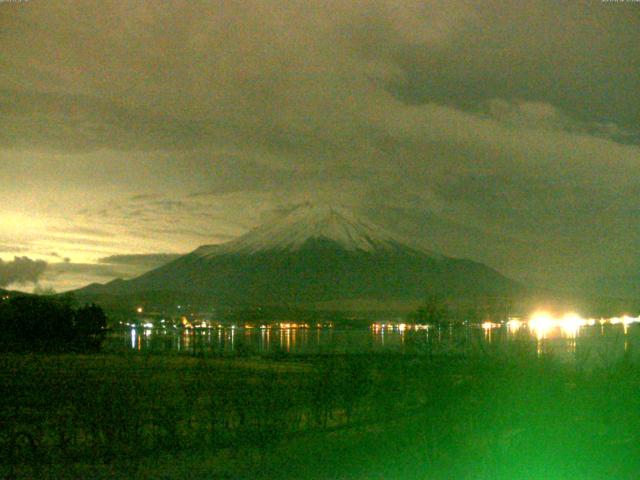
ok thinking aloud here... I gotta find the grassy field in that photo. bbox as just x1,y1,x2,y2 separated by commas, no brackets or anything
1,346,639,479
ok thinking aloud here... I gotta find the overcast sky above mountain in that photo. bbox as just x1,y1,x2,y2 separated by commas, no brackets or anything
1,0,639,292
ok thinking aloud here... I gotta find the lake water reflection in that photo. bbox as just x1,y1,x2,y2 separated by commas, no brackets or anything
107,322,640,365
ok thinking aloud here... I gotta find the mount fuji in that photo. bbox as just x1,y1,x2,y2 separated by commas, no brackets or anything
76,204,519,308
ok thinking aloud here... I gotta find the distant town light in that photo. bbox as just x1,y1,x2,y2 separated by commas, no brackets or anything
528,311,554,339
507,319,522,333
559,312,585,338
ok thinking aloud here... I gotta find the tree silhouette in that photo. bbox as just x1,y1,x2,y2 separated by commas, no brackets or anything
0,294,107,352
411,294,450,325
73,303,108,351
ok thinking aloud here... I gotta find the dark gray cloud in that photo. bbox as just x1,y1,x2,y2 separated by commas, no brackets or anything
99,253,183,268
37,254,184,292
0,256,48,287
0,244,28,253
49,226,116,238
389,1,640,131
37,260,131,292
45,262,127,279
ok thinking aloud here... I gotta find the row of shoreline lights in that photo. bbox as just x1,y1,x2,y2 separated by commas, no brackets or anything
494,311,640,339
370,313,640,339
134,307,637,338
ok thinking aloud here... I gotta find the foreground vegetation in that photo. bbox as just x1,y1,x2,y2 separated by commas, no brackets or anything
1,345,639,479
0,294,107,353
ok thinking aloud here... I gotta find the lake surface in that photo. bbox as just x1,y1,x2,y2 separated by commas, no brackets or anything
105,321,640,365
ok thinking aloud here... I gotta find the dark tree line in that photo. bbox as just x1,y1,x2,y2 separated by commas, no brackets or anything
0,294,107,352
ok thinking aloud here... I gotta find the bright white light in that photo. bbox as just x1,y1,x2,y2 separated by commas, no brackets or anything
507,319,522,334
621,315,636,326
524,311,639,338
620,315,639,334
528,311,554,340
559,312,585,338
130,328,136,349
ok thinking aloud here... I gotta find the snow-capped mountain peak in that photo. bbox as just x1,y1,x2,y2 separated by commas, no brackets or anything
77,203,517,305
195,203,405,256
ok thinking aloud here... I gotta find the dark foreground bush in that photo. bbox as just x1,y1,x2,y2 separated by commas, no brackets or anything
0,294,107,352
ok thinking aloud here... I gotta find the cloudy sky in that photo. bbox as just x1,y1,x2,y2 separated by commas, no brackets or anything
1,0,639,292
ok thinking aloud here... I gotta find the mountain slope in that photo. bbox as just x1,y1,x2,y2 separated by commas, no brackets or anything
75,204,519,307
